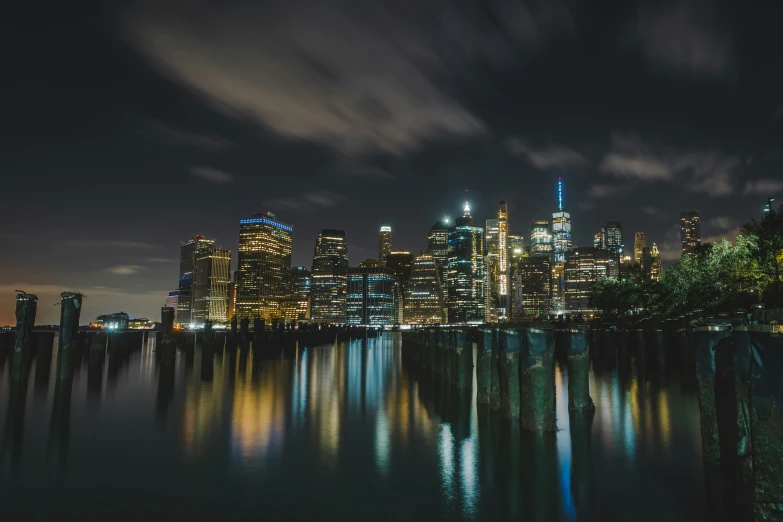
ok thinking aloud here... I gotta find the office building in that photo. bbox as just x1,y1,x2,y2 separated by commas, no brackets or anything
346,264,399,325
193,247,231,324
177,235,215,326
512,256,552,318
235,212,293,321
594,231,604,249
447,202,486,323
404,253,446,324
227,270,238,321
564,247,616,314
634,232,647,265
310,229,349,323
281,266,312,322
385,251,414,293
497,202,509,318
428,220,450,312
485,218,501,321
681,211,701,256
379,225,392,265
552,178,573,263
650,243,663,281
164,290,180,323
530,220,554,257
602,221,624,260
507,237,527,318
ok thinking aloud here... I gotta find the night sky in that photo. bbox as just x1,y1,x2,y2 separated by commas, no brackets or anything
3,0,782,325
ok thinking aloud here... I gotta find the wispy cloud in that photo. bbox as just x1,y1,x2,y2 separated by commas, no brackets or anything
599,134,739,196
634,0,735,81
59,239,160,250
744,178,783,196
105,265,146,275
118,1,575,155
136,115,234,151
505,137,588,169
264,190,345,210
190,165,235,183
337,158,396,180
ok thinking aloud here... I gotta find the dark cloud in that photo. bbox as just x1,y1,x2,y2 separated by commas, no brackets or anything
744,178,783,196
264,190,346,211
505,137,588,169
136,116,234,151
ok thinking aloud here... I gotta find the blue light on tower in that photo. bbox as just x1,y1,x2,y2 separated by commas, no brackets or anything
558,177,563,211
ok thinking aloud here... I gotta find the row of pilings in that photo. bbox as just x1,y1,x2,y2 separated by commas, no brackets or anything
401,323,593,432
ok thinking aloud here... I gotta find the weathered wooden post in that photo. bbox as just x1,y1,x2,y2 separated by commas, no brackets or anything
747,324,783,521
491,327,501,410
57,293,82,382
567,326,593,412
498,326,521,420
454,328,472,388
441,329,451,383
520,324,556,431
159,306,176,366
476,326,493,405
11,292,38,380
694,324,733,466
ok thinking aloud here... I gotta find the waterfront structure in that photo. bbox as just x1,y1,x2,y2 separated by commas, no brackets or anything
346,264,399,325
447,203,486,323
634,232,647,265
601,221,624,260
379,225,392,265
564,247,616,314
93,312,129,330
177,235,215,326
552,178,572,263
193,247,231,324
404,253,445,324
530,220,554,257
235,212,293,321
310,229,349,323
681,211,701,256
512,256,552,318
650,243,663,281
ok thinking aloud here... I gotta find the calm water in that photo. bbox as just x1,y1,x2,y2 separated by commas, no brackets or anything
0,333,706,521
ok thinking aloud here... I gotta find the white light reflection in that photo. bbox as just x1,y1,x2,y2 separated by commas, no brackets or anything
438,423,454,504
375,410,391,478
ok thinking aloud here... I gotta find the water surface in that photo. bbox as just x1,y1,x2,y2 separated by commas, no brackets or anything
0,333,706,521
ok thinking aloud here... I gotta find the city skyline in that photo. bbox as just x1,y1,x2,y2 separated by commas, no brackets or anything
3,1,782,325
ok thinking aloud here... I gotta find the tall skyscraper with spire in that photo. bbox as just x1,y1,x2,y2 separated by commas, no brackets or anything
379,225,392,264
447,202,485,323
552,178,572,263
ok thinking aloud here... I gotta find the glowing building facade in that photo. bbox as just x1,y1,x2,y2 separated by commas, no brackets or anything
404,253,445,324
650,243,663,281
447,203,486,323
177,235,215,326
235,213,293,321
379,225,392,265
602,221,624,260
634,232,648,265
310,229,349,323
681,211,701,256
552,178,572,263
530,220,554,258
281,266,312,321
193,247,231,324
346,265,399,325
513,256,552,318
564,247,616,314
428,220,450,314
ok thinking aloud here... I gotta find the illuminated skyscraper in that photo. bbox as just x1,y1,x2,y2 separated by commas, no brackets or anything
650,243,663,281
346,264,399,325
235,213,293,321
601,221,624,260
281,266,312,321
386,251,414,293
530,220,554,257
681,211,701,256
513,256,552,317
165,290,180,323
498,201,509,318
564,247,616,313
379,225,392,264
177,235,215,326
428,220,450,313
593,231,604,249
485,218,500,321
447,202,486,323
310,229,349,323
506,235,526,318
552,178,572,263
193,247,231,324
404,253,445,324
634,232,647,265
